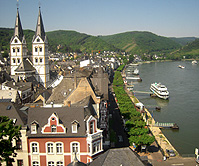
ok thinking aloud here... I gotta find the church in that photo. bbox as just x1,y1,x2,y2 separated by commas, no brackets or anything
10,7,50,88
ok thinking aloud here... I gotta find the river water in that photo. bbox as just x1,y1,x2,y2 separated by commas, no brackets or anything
126,61,199,155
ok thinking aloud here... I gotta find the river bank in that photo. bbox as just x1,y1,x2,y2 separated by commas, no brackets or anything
125,84,179,158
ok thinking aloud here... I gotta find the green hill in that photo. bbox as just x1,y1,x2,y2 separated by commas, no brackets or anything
1,28,198,60
0,28,118,54
99,31,181,55
46,30,118,53
170,37,198,46
170,39,199,59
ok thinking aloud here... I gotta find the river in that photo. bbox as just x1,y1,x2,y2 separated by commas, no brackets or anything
126,61,199,155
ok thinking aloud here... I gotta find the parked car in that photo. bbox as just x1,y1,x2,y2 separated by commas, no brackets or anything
166,149,176,157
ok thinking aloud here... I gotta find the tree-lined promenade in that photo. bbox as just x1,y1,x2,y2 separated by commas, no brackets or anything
112,70,155,150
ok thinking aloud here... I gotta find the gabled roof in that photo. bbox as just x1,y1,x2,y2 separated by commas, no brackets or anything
12,8,24,42
89,147,145,166
0,101,27,126
15,58,35,73
27,105,93,137
33,7,46,41
3,81,32,92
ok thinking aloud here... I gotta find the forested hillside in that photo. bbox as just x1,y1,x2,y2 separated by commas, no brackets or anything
170,37,198,46
100,31,181,55
169,39,199,59
0,28,118,54
46,30,118,53
1,28,198,60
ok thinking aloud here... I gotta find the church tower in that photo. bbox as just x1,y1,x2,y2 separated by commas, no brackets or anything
32,7,50,88
10,8,27,76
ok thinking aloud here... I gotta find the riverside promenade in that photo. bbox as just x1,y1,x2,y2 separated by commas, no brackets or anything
126,89,179,158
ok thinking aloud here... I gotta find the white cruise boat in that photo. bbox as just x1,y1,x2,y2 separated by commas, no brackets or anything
150,82,169,99
192,60,198,64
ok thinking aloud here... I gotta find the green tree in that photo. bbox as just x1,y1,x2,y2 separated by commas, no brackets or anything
0,116,21,165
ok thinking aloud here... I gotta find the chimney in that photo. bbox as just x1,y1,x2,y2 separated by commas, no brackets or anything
67,101,71,107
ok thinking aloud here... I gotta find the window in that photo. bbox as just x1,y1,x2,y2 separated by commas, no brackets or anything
37,38,40,42
35,47,38,52
40,47,42,52
72,124,77,133
13,48,16,53
90,121,94,134
35,58,38,63
40,58,43,63
72,142,79,153
31,143,38,153
17,160,23,166
47,143,53,154
17,48,20,52
13,58,16,63
32,161,39,166
31,124,37,134
56,143,63,154
56,161,63,166
16,139,22,150
48,161,54,166
51,125,56,133
88,144,90,153
17,58,20,63
14,39,18,43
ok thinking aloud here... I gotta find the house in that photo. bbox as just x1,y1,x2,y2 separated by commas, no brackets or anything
0,99,28,166
0,89,21,104
1,81,33,104
27,97,103,165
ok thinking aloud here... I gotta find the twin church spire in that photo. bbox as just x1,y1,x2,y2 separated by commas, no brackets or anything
34,7,46,42
14,7,46,42
14,8,24,42
10,7,50,88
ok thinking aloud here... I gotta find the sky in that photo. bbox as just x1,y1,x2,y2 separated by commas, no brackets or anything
0,0,199,37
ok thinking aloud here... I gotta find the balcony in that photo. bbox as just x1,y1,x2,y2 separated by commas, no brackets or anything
87,130,103,142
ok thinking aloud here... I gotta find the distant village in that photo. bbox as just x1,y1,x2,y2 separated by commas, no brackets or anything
0,7,147,166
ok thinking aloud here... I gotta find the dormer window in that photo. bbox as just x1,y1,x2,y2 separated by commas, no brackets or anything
51,125,56,133
14,39,18,43
42,113,66,134
37,38,40,42
31,124,37,134
71,120,79,133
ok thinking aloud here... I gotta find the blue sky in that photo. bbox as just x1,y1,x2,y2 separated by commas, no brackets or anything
0,0,199,37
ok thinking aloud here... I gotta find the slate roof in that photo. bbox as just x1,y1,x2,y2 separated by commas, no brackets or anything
89,147,145,166
33,7,46,41
0,101,27,126
15,58,35,73
27,101,96,137
3,81,32,92
12,8,24,42
46,76,81,104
